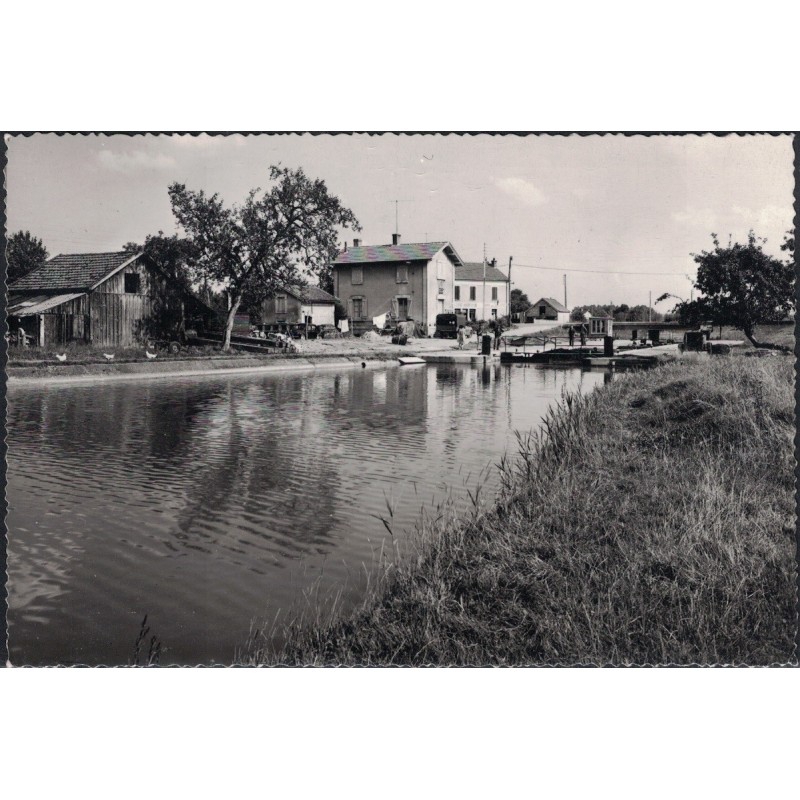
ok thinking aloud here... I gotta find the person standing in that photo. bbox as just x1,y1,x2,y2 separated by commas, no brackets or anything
579,324,587,347
491,319,501,350
457,325,465,350
568,325,575,348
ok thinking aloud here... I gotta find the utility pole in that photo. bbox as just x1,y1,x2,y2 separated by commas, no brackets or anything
482,243,487,322
649,291,652,323
508,256,513,318
564,274,567,308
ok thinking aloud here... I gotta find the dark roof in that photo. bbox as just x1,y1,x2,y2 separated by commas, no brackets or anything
9,251,139,292
334,241,464,267
456,262,508,282
7,292,85,316
533,297,570,313
284,285,336,304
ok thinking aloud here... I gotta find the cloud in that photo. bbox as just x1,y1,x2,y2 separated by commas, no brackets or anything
97,149,177,174
670,207,719,230
732,204,793,236
169,133,246,149
495,177,547,207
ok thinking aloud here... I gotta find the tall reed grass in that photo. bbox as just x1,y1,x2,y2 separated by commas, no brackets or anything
246,355,796,665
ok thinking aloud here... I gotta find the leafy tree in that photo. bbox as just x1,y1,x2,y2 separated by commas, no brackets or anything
7,230,48,283
510,288,530,315
122,232,205,340
570,306,588,322
781,231,794,258
168,166,359,350
123,232,197,287
670,232,794,350
612,303,630,321
626,304,663,322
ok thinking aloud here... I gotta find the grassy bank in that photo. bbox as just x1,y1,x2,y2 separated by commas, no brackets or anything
247,353,796,665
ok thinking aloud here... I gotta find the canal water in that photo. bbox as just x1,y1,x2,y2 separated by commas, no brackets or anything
6,362,607,665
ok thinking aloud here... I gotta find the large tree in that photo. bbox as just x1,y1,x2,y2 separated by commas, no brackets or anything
509,288,530,315
7,230,48,283
122,232,203,340
670,232,794,350
168,166,359,350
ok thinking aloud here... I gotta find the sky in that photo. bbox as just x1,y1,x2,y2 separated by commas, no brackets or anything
5,133,795,309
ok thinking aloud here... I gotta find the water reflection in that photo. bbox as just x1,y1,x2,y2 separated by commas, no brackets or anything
7,363,606,664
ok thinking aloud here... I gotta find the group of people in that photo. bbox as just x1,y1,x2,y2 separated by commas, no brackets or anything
567,324,588,348
456,319,506,351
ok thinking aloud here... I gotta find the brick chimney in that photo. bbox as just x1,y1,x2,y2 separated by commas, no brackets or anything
353,238,361,247
392,233,401,246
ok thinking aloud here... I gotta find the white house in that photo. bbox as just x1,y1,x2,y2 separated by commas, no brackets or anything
454,260,509,322
256,284,337,329
525,297,571,324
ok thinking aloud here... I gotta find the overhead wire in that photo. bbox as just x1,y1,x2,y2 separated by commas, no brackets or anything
510,262,692,277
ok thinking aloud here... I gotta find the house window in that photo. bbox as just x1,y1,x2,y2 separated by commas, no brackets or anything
540,305,547,316
351,266,363,285
438,280,445,295
468,308,477,321
275,295,287,314
454,286,461,301
492,287,498,301
491,309,498,318
396,265,408,283
352,297,365,319
469,286,476,301
124,273,141,294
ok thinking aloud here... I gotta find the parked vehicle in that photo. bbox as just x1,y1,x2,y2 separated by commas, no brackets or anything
435,313,467,339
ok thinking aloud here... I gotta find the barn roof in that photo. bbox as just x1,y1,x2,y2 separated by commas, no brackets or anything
533,297,570,312
334,241,464,267
283,285,336,304
456,262,508,282
8,251,140,292
7,293,86,316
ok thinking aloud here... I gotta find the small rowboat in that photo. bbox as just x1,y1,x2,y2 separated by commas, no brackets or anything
398,357,426,366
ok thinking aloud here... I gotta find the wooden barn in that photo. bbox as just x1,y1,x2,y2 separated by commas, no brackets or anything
7,250,212,348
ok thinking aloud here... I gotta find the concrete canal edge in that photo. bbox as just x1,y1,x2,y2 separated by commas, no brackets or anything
6,355,398,386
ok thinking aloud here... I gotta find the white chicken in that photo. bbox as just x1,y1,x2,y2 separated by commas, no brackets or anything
145,351,158,359
103,353,115,361
55,353,67,362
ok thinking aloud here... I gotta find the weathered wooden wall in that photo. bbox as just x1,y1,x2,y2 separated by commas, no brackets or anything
42,313,89,345
89,260,157,347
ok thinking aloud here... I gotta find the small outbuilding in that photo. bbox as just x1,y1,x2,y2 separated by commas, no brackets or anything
588,315,613,337
525,297,571,323
254,284,337,330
